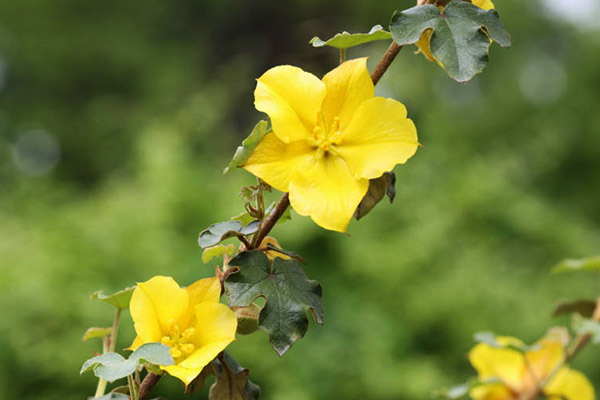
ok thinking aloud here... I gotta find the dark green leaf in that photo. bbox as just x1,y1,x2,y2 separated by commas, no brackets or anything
309,25,391,49
354,172,395,220
225,251,324,356
198,221,261,249
552,255,600,274
390,1,511,82
80,343,174,383
224,120,270,174
82,326,112,342
90,286,136,310
209,352,260,400
553,299,597,318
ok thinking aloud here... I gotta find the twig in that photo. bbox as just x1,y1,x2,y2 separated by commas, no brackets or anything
138,372,162,400
253,193,290,247
237,235,253,250
370,42,403,86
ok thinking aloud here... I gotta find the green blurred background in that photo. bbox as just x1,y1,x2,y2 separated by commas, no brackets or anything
1,0,600,398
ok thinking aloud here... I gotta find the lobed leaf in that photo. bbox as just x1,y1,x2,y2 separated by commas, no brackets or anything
224,120,270,174
90,286,136,310
225,251,324,356
198,221,261,249
434,378,500,399
390,1,511,82
552,255,600,274
88,394,129,400
309,25,392,50
573,317,600,344
354,171,396,220
80,343,174,383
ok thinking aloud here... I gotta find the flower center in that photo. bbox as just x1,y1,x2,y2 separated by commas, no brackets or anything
311,113,343,159
161,319,196,360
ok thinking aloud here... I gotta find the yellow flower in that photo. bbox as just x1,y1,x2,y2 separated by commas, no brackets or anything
129,276,237,387
468,335,595,400
416,0,495,63
243,58,418,232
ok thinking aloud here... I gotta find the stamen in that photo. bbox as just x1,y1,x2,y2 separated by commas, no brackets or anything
170,347,182,359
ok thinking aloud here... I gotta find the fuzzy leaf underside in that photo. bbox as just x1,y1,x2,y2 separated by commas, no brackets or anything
390,1,511,82
198,221,261,249
225,251,323,356
80,343,174,383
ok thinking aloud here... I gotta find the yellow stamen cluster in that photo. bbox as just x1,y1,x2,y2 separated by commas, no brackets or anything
311,114,344,159
160,319,196,360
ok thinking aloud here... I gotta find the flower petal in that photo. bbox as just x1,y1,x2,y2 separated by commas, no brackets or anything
243,132,313,192
130,276,189,343
126,336,145,351
186,277,221,305
469,383,514,400
545,367,595,400
189,302,237,353
523,338,564,386
255,65,326,143
288,154,369,232
162,364,203,388
321,57,374,131
337,97,419,180
473,0,494,10
416,29,436,63
468,338,525,391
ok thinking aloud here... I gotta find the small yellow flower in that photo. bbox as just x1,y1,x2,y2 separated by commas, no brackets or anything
129,276,237,387
468,335,595,400
416,0,495,63
243,58,418,232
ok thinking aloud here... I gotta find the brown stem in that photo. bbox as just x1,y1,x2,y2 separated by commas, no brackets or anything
253,193,290,247
370,42,403,86
138,372,161,400
237,235,252,250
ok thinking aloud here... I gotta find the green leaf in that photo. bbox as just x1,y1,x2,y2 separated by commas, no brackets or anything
473,332,539,353
390,1,511,82
82,326,112,342
231,211,256,227
225,251,324,356
198,221,261,249
354,171,395,220
224,120,270,174
552,255,600,274
553,299,597,318
90,286,136,310
309,25,392,50
233,303,261,335
202,244,235,264
209,352,260,400
80,343,174,383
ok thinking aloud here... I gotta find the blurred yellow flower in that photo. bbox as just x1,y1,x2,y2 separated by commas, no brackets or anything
129,276,237,387
243,58,418,232
416,0,495,63
468,335,595,400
